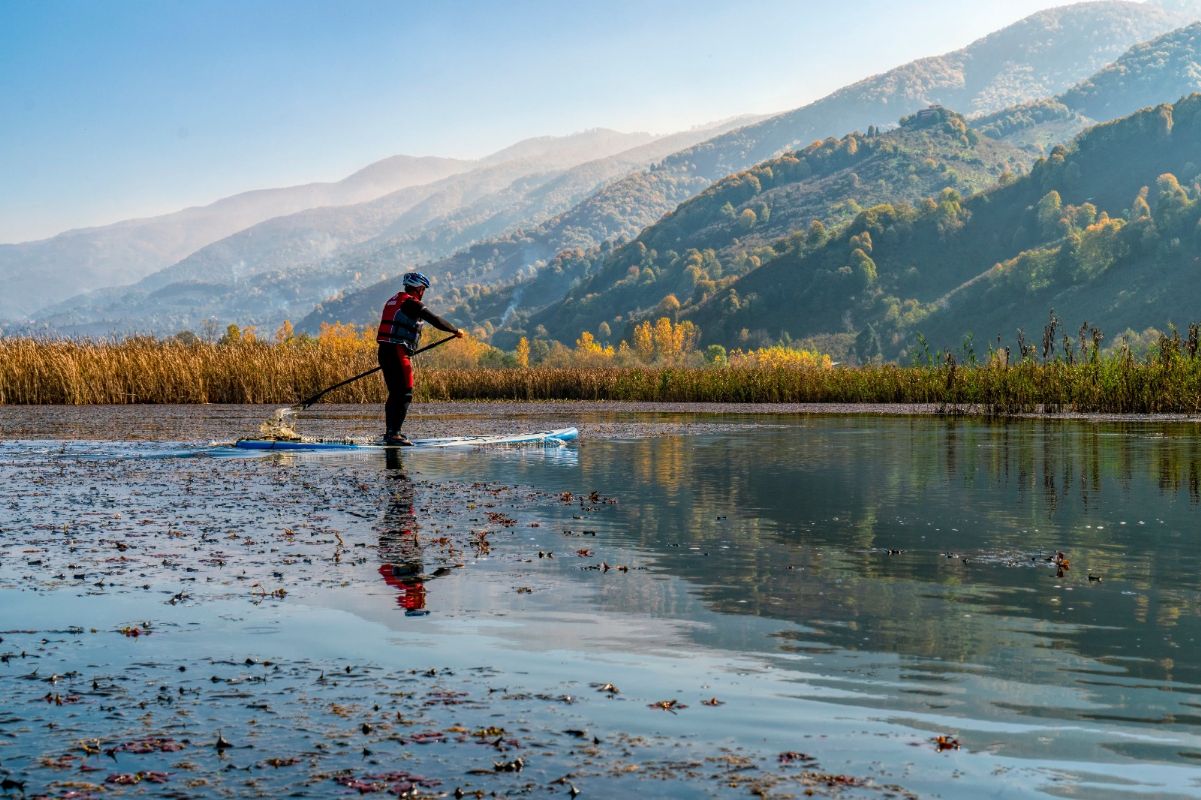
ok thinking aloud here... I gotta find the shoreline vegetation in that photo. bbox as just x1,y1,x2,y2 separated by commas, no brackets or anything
5,317,1201,414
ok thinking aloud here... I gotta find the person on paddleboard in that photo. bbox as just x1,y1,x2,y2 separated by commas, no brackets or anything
377,271,463,445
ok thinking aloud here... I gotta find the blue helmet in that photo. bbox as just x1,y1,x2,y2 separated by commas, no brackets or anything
403,271,431,289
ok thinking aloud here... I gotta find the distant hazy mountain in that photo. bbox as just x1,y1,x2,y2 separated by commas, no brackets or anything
28,125,751,337
0,155,473,321
130,128,657,293
304,0,1192,338
626,0,1190,180
976,21,1201,148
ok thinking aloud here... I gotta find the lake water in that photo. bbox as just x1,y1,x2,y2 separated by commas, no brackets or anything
2,404,1200,798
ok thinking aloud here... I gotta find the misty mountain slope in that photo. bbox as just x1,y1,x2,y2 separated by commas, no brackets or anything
0,155,473,322
476,129,657,166
976,21,1201,147
684,94,1201,358
28,125,744,337
301,0,1192,338
1059,21,1201,118
642,1,1189,181
293,118,762,332
103,128,659,294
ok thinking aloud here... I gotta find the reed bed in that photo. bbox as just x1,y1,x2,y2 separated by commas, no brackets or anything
4,337,1201,413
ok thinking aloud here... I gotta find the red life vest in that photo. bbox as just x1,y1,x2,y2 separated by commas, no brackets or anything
377,291,424,348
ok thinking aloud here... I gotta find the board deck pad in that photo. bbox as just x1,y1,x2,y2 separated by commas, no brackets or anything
233,427,578,451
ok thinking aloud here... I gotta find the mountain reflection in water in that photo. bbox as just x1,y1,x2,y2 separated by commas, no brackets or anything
438,415,1201,765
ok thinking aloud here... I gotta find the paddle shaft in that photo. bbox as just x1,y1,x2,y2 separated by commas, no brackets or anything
291,334,458,411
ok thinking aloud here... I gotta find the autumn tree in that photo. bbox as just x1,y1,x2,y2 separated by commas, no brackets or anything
633,321,655,362
274,319,295,344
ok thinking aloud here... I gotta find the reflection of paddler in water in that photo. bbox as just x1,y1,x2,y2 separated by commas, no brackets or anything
378,450,430,616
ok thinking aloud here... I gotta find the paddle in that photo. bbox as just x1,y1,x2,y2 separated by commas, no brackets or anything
290,334,459,412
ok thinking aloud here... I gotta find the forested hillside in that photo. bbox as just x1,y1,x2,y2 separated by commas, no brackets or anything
482,19,1201,357
300,1,1186,336
458,18,1201,351
513,108,1029,348
976,21,1201,148
688,95,1201,361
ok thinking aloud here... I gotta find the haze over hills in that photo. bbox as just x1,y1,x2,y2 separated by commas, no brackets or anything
27,123,752,337
4,128,659,327
120,128,660,294
302,0,1194,339
0,155,475,322
976,21,1201,148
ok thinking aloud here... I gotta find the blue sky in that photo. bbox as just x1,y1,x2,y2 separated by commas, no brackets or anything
2,0,1077,243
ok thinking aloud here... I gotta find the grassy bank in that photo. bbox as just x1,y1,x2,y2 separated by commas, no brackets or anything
4,336,1201,413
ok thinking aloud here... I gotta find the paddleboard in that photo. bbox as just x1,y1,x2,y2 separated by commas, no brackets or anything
233,427,578,451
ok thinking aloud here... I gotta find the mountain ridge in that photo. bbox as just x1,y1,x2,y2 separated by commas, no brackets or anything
302,0,1192,339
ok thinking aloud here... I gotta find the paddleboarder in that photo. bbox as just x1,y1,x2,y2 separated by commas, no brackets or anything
377,271,463,445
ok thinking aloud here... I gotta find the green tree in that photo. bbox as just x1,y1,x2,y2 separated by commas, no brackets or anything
1155,173,1191,226
855,324,883,363
850,248,878,289
806,220,828,248
1035,190,1064,238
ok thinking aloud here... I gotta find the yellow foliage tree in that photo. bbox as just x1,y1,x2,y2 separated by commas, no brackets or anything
318,322,371,358
423,332,492,368
274,319,295,344
633,321,655,363
572,330,615,366
657,294,681,320
728,346,833,369
515,336,530,368
653,318,676,360
576,330,602,353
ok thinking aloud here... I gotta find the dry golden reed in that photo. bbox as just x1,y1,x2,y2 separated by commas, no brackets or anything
4,334,1201,413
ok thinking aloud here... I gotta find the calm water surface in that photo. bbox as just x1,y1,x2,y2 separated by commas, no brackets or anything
2,405,1200,798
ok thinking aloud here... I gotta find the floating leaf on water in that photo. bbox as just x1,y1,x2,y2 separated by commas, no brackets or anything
648,699,686,713
933,734,960,751
116,736,186,754
263,756,301,768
